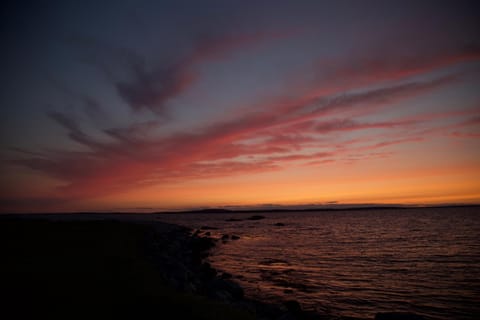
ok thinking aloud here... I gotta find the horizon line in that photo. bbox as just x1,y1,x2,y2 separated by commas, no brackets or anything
2,203,479,215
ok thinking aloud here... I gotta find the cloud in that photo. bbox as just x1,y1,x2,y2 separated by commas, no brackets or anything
114,59,196,114
313,119,414,134
103,120,160,143
311,42,480,93
72,32,284,115
16,75,451,198
449,131,480,138
217,75,457,141
459,115,480,126
169,159,280,181
47,111,106,151
267,151,331,163
81,96,109,124
11,37,476,204
366,137,424,150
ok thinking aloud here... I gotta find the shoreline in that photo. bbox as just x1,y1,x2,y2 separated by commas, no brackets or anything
145,220,336,320
0,214,426,320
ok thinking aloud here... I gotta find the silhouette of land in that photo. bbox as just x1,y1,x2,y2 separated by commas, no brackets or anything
156,203,480,215
0,217,254,320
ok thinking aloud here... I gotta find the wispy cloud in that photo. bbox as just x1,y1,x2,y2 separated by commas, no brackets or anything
310,43,480,93
9,35,480,205
13,75,463,199
71,32,285,115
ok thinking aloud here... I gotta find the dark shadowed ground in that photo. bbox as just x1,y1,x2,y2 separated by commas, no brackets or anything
0,217,254,320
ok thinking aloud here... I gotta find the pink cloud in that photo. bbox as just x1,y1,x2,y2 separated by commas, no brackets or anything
15,77,457,198
311,43,480,94
11,42,478,204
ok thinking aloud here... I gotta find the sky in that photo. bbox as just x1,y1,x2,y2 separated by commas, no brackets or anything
1,0,479,213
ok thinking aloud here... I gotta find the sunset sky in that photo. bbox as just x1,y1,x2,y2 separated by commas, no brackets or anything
1,0,479,212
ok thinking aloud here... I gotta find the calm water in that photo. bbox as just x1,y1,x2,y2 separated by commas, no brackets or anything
156,207,480,319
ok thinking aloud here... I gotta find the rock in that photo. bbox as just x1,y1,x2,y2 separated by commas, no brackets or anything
223,280,244,299
200,262,217,279
225,218,243,222
214,290,233,302
204,231,211,236
375,312,426,320
192,236,216,251
210,279,244,300
220,272,233,279
274,222,285,226
221,234,230,240
283,300,302,313
247,215,266,220
283,289,294,294
231,235,240,240
190,236,216,263
276,313,297,320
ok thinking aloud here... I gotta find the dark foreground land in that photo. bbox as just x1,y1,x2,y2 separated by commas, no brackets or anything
0,216,326,320
0,218,250,319
0,216,425,320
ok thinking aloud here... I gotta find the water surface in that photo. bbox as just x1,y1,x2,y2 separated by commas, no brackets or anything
156,207,480,319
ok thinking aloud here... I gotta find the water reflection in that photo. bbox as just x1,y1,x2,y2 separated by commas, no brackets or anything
157,207,480,319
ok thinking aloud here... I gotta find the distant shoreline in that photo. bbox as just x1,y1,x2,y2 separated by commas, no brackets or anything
161,204,480,215
2,203,479,216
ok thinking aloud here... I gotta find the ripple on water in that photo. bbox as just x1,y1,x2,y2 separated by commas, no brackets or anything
156,207,480,320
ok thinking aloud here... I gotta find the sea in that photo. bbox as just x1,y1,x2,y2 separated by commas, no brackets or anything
155,206,480,319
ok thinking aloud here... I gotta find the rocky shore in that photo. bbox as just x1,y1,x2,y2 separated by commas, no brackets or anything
144,222,425,320
143,222,335,320
0,215,426,320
